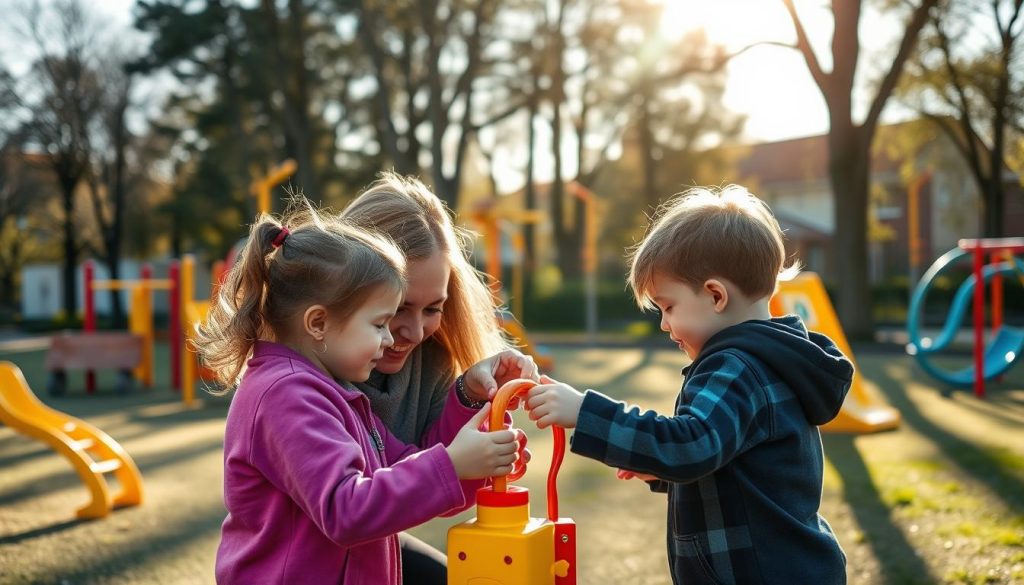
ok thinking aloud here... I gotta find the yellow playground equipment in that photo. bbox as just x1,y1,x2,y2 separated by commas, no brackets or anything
178,254,226,407
771,272,900,434
448,379,575,584
251,159,297,215
84,260,174,391
178,160,296,405
0,362,143,518
469,201,555,371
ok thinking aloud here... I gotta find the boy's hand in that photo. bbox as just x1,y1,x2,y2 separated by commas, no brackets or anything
446,406,518,479
616,469,659,482
524,375,584,429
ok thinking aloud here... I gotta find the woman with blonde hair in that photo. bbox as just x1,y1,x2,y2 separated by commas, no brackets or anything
342,172,537,583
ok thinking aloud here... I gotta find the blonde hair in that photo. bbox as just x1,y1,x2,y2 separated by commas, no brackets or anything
342,172,508,373
628,185,798,309
196,198,407,388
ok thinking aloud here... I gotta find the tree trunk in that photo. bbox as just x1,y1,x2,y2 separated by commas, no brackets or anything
827,123,874,340
524,96,538,298
0,237,22,310
983,171,1004,238
0,268,13,309
61,180,77,320
106,91,129,329
638,94,658,209
263,0,316,201
550,97,567,275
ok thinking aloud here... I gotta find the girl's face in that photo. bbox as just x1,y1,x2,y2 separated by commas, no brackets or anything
322,288,401,382
375,252,450,374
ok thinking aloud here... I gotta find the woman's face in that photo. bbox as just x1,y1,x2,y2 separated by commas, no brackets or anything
375,251,451,374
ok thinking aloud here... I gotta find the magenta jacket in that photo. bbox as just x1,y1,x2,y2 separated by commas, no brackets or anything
216,341,485,584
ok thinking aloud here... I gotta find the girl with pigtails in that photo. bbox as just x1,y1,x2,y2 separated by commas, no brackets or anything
199,200,521,585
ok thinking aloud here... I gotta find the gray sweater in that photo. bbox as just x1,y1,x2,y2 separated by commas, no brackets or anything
353,339,456,444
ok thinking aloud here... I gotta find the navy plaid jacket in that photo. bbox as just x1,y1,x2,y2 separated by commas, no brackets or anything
571,316,852,585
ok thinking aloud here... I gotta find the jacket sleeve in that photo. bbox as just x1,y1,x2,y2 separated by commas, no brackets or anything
419,378,514,448
381,383,489,514
569,351,771,484
248,374,467,548
646,480,669,493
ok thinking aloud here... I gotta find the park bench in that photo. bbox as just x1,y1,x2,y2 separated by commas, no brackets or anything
45,332,143,395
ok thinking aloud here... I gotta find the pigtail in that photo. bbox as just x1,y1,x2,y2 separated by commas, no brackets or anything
195,216,284,389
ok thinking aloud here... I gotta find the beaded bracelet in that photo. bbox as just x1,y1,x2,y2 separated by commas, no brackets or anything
455,375,488,409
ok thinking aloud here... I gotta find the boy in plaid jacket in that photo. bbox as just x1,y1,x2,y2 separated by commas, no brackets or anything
526,186,852,585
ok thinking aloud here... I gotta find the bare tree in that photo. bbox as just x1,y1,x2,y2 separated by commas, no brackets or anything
901,0,1024,238
84,56,138,327
16,0,103,319
14,0,153,325
352,0,517,209
783,0,939,339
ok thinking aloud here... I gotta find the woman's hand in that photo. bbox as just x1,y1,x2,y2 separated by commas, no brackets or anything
463,349,540,404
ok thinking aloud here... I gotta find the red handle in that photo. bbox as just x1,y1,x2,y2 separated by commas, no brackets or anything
488,378,565,521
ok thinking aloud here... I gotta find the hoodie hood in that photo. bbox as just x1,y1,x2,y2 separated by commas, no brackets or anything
688,315,853,425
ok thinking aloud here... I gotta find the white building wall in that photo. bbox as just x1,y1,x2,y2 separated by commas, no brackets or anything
21,257,212,320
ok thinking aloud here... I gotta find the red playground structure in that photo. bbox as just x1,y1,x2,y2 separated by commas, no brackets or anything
961,237,1024,397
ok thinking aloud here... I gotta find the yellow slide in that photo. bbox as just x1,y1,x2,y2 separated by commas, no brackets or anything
0,361,143,518
771,273,900,434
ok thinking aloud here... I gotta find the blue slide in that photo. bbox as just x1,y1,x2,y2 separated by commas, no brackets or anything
907,248,1024,387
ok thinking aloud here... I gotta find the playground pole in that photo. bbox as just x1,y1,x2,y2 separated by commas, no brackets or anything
572,183,598,342
971,246,985,398
252,159,297,216
140,264,154,387
84,260,96,394
169,261,181,391
181,255,195,407
907,174,923,302
992,251,1006,332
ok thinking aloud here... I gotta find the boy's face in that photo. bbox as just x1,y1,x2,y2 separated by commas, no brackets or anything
650,273,725,359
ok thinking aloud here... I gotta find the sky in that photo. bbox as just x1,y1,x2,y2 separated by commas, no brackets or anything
3,0,915,189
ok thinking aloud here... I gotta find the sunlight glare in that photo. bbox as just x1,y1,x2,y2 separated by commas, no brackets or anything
657,0,797,49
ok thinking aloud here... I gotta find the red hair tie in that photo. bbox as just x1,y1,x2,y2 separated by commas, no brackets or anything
272,227,290,248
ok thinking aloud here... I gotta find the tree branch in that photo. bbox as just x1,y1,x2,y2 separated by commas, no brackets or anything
863,0,939,132
781,0,828,89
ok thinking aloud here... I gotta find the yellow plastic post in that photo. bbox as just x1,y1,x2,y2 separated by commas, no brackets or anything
771,272,900,433
181,255,196,407
129,286,154,386
251,159,297,215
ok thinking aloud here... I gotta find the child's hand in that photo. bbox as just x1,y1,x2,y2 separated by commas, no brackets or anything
508,427,531,480
446,406,519,480
524,375,584,429
616,469,659,482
